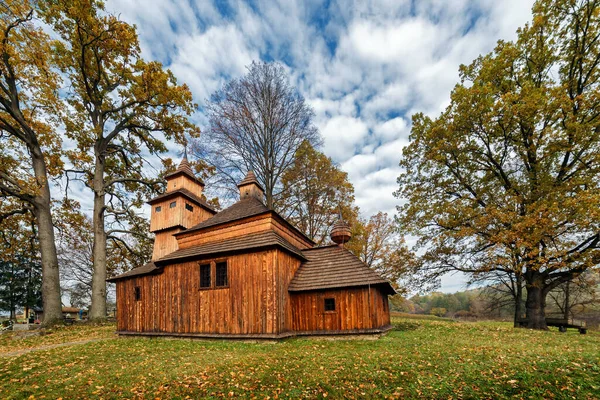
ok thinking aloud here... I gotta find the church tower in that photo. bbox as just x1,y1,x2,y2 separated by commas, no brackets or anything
148,155,216,259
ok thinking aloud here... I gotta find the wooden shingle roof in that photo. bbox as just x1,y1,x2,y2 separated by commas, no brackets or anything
107,231,305,282
237,170,265,191
147,188,216,214
164,157,205,186
107,261,159,282
178,197,270,234
158,230,305,263
288,245,396,295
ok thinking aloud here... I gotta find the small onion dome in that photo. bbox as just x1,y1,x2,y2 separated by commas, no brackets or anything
330,219,352,245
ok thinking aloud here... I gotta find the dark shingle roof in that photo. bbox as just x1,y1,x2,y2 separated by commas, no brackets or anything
289,245,396,294
147,188,216,213
107,261,159,282
159,230,305,263
178,197,269,234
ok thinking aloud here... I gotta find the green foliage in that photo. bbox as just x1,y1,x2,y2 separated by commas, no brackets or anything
396,0,600,327
277,140,358,245
0,318,599,398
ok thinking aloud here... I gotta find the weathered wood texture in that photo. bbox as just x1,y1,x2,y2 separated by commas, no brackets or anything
150,198,214,233
168,175,203,195
290,286,391,332
117,249,291,335
152,228,182,260
117,248,390,335
176,214,313,250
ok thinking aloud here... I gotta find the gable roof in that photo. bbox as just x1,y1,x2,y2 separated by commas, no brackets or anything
147,188,216,214
158,230,305,263
288,245,396,295
180,196,269,234
107,261,159,282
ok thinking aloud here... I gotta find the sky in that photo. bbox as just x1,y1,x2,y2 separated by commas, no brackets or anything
101,0,535,293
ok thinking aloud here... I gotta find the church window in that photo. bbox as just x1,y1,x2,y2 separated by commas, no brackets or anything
324,298,336,312
185,203,193,212
170,201,176,208
216,261,228,287
200,264,211,288
155,206,161,212
134,287,141,301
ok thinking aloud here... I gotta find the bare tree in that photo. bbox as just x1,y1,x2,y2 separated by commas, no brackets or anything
199,61,320,208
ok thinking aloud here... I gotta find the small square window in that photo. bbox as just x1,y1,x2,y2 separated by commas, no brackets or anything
216,261,228,287
155,206,161,212
170,201,176,208
200,264,211,288
185,203,193,212
134,287,141,301
324,298,335,312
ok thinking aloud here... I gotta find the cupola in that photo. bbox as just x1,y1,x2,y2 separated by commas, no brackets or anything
237,171,265,202
330,217,351,247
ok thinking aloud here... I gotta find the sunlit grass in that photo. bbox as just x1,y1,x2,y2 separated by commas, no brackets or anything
0,317,598,399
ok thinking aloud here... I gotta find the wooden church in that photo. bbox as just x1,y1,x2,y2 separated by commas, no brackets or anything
108,156,395,339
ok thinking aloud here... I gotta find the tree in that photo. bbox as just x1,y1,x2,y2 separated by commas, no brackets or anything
347,212,413,292
201,61,320,208
41,0,199,320
0,1,63,324
55,199,153,309
276,140,357,244
546,270,600,319
0,203,42,320
475,270,525,327
396,0,600,329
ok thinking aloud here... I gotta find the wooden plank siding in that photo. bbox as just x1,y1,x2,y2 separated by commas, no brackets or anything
150,198,214,233
167,175,203,194
289,287,391,333
176,214,313,251
117,249,292,335
117,249,391,336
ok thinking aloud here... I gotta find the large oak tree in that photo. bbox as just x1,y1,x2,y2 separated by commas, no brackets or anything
396,0,600,329
0,1,63,324
41,0,199,319
276,140,357,244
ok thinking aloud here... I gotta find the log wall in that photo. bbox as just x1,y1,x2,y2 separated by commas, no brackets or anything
290,286,391,332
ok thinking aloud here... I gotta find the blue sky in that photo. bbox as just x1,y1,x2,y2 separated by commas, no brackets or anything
102,0,535,292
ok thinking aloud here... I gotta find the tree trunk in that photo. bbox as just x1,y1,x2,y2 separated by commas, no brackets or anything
31,148,63,326
513,276,523,328
525,282,547,330
89,154,107,320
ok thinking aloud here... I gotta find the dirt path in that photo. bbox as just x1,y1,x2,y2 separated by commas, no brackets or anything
0,337,112,358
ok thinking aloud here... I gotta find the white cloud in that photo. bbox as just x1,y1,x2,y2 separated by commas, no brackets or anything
169,25,259,104
320,115,369,161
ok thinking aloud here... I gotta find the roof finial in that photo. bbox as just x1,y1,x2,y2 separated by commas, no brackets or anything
183,141,188,161
330,209,351,247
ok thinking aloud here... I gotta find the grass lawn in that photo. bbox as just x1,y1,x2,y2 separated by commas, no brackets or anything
0,316,598,399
